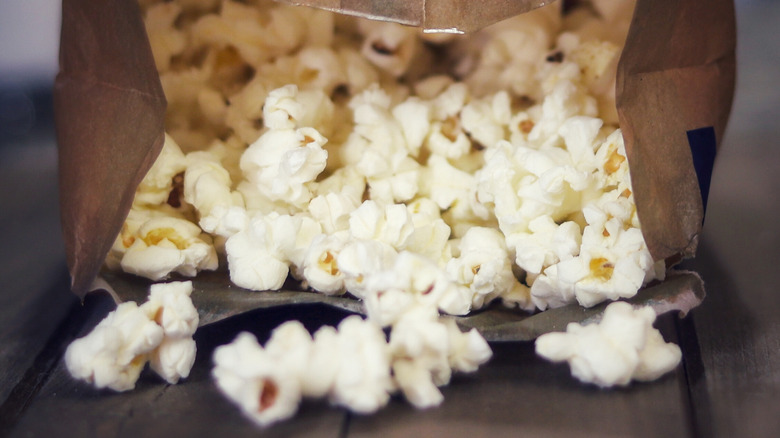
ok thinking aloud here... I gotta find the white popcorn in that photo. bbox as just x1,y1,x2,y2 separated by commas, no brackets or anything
447,227,525,309
392,97,431,156
402,218,452,267
337,239,398,298
120,217,218,281
535,302,681,387
212,332,302,427
240,126,328,207
183,151,237,221
388,307,493,409
66,281,200,390
309,192,360,234
125,1,676,424
141,281,199,338
349,200,414,250
426,118,472,160
144,281,199,385
296,47,346,96
445,320,493,373
304,326,343,398
359,20,419,77
262,84,303,130
149,336,197,385
507,216,581,275
199,204,249,238
329,316,393,413
460,91,512,148
143,3,186,73
225,213,293,291
363,251,472,325
420,154,486,228
302,232,350,295
65,302,164,392
263,321,325,397
134,134,187,208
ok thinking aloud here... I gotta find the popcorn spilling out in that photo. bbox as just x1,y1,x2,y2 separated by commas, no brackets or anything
212,315,491,427
535,301,682,387
65,281,198,391
75,0,688,426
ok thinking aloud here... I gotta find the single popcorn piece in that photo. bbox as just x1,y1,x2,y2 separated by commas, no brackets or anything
149,336,197,385
182,151,242,226
535,302,682,387
447,227,531,310
362,251,472,326
212,332,302,427
337,239,399,298
133,133,187,208
301,231,350,295
225,212,297,291
120,216,218,281
141,281,199,338
349,200,415,250
240,125,328,207
358,20,419,77
328,316,394,414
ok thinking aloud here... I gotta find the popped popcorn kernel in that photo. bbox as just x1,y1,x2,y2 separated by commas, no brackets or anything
535,302,682,387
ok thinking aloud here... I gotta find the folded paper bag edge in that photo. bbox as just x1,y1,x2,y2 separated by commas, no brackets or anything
617,0,736,262
55,0,167,297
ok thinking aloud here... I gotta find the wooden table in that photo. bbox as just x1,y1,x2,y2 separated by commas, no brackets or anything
1,2,778,436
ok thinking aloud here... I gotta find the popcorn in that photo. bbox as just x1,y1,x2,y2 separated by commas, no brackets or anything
337,239,398,298
65,302,163,391
363,251,472,325
66,281,199,390
328,316,393,413
535,302,682,387
143,2,186,73
240,125,328,207
212,332,302,427
113,0,681,425
183,151,239,222
309,192,360,234
447,227,529,309
301,232,350,295
133,134,187,208
120,217,218,281
349,200,414,249
225,212,296,291
149,336,197,385
142,281,199,338
358,20,419,77
460,91,512,148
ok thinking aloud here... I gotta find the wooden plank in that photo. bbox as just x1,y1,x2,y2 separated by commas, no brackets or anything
0,142,78,406
348,314,692,438
674,1,780,436
6,300,351,437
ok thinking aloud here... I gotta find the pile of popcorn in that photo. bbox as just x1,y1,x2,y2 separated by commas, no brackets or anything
65,281,198,391
64,0,683,427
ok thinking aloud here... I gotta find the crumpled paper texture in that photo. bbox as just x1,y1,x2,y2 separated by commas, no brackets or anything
275,0,555,33
55,0,166,294
53,0,734,335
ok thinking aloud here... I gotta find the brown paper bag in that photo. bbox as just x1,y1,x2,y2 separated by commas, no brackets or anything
53,0,734,335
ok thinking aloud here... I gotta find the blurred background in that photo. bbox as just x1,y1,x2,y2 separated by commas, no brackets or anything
0,1,777,436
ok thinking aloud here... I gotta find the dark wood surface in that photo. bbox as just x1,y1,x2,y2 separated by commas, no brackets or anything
1,2,778,436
